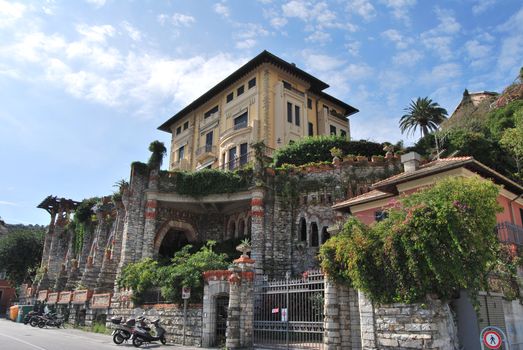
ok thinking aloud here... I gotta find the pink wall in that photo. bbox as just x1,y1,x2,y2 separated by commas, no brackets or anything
0,280,16,315
353,192,522,227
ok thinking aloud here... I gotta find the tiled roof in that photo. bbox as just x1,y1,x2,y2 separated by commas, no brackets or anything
333,155,523,211
332,189,392,210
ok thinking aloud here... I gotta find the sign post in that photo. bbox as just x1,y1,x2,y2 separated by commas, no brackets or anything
480,326,509,350
182,287,191,346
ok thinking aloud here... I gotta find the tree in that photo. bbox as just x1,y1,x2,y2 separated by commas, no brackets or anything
500,108,523,177
0,226,45,284
399,97,448,138
148,140,167,169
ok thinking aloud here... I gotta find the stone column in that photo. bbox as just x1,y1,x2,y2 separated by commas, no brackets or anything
250,187,265,275
324,279,341,349
358,291,377,349
142,168,159,259
41,211,56,268
225,255,255,349
115,164,148,288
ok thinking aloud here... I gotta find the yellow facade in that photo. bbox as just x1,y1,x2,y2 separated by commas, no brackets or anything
162,53,356,171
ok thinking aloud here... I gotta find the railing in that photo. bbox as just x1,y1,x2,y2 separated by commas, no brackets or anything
171,158,190,171
497,222,523,246
221,152,252,171
220,121,249,138
141,288,174,305
195,144,216,156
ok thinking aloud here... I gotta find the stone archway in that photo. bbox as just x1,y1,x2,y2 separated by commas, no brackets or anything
153,220,197,259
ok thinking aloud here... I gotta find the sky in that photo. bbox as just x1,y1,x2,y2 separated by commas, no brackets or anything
1,0,522,225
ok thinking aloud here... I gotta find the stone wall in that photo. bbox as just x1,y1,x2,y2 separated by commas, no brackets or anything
109,296,204,347
370,297,458,349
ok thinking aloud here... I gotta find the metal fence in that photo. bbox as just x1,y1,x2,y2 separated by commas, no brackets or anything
497,222,523,246
254,270,325,350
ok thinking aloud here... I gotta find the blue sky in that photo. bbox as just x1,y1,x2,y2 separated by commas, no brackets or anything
1,0,522,225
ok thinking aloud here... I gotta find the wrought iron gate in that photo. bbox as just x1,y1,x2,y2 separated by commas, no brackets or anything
254,270,325,349
215,295,229,347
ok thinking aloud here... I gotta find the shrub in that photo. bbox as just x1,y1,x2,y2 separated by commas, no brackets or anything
320,177,504,304
166,168,252,197
272,136,384,167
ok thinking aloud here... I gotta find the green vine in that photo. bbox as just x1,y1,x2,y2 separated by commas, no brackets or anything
320,177,516,306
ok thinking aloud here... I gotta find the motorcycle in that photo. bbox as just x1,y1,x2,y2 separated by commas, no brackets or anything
37,312,64,328
110,316,136,344
24,311,40,325
131,318,167,347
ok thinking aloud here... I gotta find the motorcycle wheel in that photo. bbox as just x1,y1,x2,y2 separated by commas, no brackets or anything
29,318,39,327
38,321,46,328
160,336,167,345
113,333,125,345
132,337,143,348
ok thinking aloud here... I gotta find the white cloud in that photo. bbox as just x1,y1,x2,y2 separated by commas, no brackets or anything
420,63,462,85
496,7,523,74
381,29,412,49
169,13,196,27
345,40,361,56
472,0,497,15
392,49,423,66
346,0,376,21
236,39,256,49
0,0,26,28
270,17,287,28
420,7,461,60
214,2,230,18
344,63,373,80
282,0,309,20
303,53,345,72
76,24,115,43
306,31,331,44
121,21,141,41
464,39,491,60
0,200,18,206
381,0,416,21
85,0,106,8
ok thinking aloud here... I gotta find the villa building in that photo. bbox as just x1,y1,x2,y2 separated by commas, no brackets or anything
158,50,358,171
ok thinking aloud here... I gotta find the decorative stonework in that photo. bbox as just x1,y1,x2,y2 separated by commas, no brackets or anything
72,290,93,304
91,293,111,308
58,291,72,304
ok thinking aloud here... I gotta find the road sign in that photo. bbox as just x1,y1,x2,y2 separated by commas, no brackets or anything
182,287,191,300
281,308,288,322
483,330,502,349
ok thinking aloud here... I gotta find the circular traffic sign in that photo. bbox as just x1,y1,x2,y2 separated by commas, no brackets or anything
483,330,502,349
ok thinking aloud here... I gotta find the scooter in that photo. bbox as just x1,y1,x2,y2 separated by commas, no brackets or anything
131,318,167,347
110,316,137,344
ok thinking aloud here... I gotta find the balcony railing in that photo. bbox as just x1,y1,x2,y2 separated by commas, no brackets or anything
220,121,248,138
195,144,216,156
497,221,523,246
222,152,252,171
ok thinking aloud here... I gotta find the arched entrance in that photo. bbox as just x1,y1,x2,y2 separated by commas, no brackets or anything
154,220,197,259
215,294,229,346
158,229,189,260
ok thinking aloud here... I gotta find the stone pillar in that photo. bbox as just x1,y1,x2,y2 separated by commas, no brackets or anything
358,291,377,349
225,255,255,349
250,187,265,275
142,168,159,259
226,272,241,349
324,279,341,349
41,211,56,268
115,164,148,289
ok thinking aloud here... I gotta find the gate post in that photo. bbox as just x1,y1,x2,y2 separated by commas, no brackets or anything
324,278,341,349
226,254,255,349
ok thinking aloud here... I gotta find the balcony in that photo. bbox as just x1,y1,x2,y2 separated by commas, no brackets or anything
195,144,217,156
221,152,252,171
200,112,220,131
220,120,249,139
497,221,523,246
171,158,190,171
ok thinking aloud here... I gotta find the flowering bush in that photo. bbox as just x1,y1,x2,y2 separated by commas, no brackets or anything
320,176,507,304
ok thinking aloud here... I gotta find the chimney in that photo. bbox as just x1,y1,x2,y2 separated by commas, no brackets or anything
401,152,421,173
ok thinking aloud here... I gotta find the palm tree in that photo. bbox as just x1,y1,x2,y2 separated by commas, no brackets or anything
399,97,448,137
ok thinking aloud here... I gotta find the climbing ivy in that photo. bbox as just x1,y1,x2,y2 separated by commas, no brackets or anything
319,177,515,305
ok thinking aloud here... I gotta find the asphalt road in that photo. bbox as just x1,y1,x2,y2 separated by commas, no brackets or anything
0,319,197,350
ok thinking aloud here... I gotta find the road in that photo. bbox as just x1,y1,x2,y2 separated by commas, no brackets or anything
0,319,200,350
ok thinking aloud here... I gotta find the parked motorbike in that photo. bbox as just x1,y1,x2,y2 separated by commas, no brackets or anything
24,311,40,325
131,318,167,347
37,312,64,328
110,316,136,344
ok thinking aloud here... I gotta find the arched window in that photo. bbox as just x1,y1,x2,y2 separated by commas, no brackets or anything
228,221,236,239
247,216,252,237
238,219,245,238
299,218,307,242
321,226,330,244
311,222,319,247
